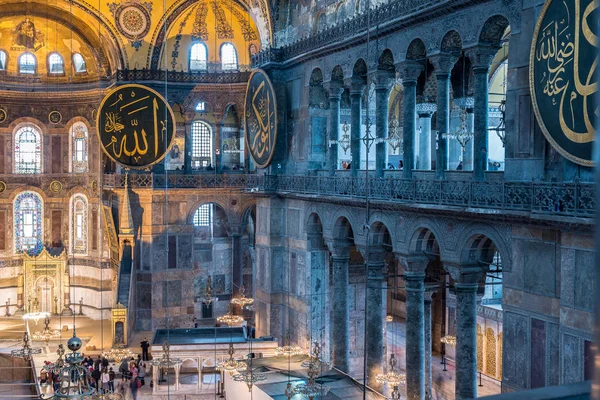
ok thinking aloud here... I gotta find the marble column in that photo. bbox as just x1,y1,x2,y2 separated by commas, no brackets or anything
214,121,223,172
360,247,388,388
397,61,424,179
327,241,351,372
326,83,344,175
373,71,395,178
445,264,488,400
401,255,429,400
416,103,436,170
231,231,243,296
430,55,457,179
424,285,437,400
183,113,195,173
349,82,365,177
467,46,498,180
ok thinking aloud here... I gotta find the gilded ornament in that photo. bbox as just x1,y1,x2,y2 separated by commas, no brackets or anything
0,181,6,193
244,69,278,168
109,2,152,50
96,84,176,169
49,180,62,193
0,108,7,123
529,0,597,166
49,111,62,124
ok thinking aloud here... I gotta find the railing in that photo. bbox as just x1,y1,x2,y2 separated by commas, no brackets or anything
116,69,251,84
103,173,248,189
245,175,595,218
253,0,469,66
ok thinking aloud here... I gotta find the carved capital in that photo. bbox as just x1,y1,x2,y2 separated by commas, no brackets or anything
429,54,458,77
444,263,488,286
416,102,437,116
370,70,396,91
397,254,429,274
357,246,388,265
395,60,423,84
183,112,196,123
326,239,352,258
465,45,500,72
324,81,345,99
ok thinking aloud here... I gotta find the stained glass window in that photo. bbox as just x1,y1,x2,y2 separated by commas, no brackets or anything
71,194,88,254
193,204,212,227
72,53,86,73
14,192,43,254
14,125,42,174
19,53,36,74
221,43,238,71
191,121,212,164
190,43,208,72
48,52,64,74
71,123,88,173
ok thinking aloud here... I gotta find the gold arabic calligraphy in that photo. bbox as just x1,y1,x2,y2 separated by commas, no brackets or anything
250,80,274,159
102,89,166,163
535,0,597,143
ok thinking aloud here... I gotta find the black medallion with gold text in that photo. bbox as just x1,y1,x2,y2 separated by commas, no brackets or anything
97,84,176,168
530,0,597,166
244,69,277,168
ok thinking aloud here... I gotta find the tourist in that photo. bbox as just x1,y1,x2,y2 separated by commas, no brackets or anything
101,369,110,394
129,371,139,400
119,358,129,381
136,354,142,367
102,357,109,369
138,363,146,387
140,338,150,361
91,367,101,389
108,367,115,393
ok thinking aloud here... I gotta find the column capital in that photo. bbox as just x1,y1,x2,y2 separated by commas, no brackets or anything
357,246,389,265
444,263,488,286
453,97,474,110
325,239,352,258
345,77,366,95
424,283,440,301
397,254,429,274
465,45,501,72
416,102,437,117
395,60,423,84
429,54,458,77
370,70,396,91
324,81,345,98
182,112,196,123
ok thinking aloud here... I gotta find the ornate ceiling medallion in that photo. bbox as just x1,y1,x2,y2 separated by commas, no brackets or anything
49,110,62,124
109,2,152,50
0,181,6,193
49,180,63,194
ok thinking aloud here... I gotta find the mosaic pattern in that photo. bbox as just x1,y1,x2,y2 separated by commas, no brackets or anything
476,324,483,372
498,332,503,380
14,191,43,255
192,1,209,41
211,1,234,39
230,6,258,41
71,195,88,255
486,328,496,376
171,6,195,70
109,2,152,50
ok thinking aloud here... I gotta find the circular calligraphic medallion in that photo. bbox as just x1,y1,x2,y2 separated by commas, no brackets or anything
97,84,176,169
244,69,278,168
0,108,6,123
49,180,62,193
49,111,62,124
0,181,6,193
116,4,150,41
530,0,597,166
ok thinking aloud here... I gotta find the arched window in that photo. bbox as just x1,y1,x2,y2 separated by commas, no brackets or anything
19,53,36,74
220,43,238,71
71,123,88,173
48,52,64,74
70,194,88,254
14,125,42,174
191,121,212,168
14,192,43,254
193,204,213,227
190,43,208,72
0,50,7,71
72,53,86,73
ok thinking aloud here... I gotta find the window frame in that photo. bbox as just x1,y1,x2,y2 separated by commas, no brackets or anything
18,53,37,75
220,43,238,72
72,53,87,74
14,125,42,174
70,123,89,173
191,120,213,168
0,50,8,72
189,42,208,73
47,52,65,75
13,191,43,254
70,194,88,255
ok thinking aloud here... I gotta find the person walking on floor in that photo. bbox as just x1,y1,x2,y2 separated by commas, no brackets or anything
108,367,115,393
119,358,129,382
138,363,146,387
101,369,110,394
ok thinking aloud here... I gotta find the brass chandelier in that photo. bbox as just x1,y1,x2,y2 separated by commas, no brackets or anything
216,343,244,376
217,303,244,325
11,332,42,361
232,355,267,391
31,316,61,345
230,286,254,309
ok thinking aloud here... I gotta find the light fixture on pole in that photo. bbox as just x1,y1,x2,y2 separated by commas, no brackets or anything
375,353,406,386
230,286,254,310
31,316,61,345
150,341,183,372
275,332,305,358
490,99,506,146
53,334,98,399
328,120,351,154
232,355,267,391
388,118,403,155
217,303,244,325
300,342,330,371
441,105,473,160
294,343,331,400
102,344,134,363
11,332,42,361
22,311,51,324
201,275,219,306
216,343,244,376
440,334,457,346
